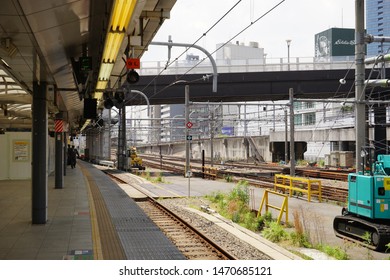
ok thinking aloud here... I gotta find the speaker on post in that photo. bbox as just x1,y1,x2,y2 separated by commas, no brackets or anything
83,98,97,119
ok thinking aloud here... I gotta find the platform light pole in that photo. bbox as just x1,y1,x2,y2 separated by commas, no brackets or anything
286,39,292,71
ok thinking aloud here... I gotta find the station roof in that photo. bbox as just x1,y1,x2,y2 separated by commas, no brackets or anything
0,0,176,132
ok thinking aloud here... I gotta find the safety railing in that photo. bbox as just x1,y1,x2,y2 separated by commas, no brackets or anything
274,174,322,202
258,189,288,224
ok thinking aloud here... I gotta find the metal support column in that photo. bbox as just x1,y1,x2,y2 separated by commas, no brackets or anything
374,105,387,157
55,113,63,189
284,109,288,163
32,80,48,224
185,85,190,175
108,109,112,160
289,88,295,176
210,111,214,167
355,0,366,172
117,107,126,170
63,132,67,176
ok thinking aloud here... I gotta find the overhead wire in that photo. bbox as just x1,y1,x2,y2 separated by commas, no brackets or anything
141,0,286,99
292,60,356,160
311,52,390,161
139,0,243,96
176,0,286,79
119,1,390,157
294,47,387,161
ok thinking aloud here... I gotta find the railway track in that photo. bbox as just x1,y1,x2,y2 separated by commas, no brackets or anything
139,154,349,203
137,199,236,260
105,171,237,260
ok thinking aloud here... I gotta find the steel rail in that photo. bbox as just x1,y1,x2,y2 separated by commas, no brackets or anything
104,170,237,260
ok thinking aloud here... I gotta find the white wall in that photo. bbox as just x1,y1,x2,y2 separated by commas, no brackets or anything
3,132,32,180
0,132,56,180
0,134,9,180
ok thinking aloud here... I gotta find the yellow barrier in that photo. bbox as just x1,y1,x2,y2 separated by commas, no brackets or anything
203,166,218,180
258,189,288,224
274,174,322,202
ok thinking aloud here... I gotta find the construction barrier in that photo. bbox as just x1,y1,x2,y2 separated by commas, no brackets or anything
203,166,218,180
274,174,322,202
258,189,288,224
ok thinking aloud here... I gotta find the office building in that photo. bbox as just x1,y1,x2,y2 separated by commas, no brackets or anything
366,0,390,56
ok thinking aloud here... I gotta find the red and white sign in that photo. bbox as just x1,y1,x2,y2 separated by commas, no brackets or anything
186,121,193,129
55,119,63,132
126,58,140,69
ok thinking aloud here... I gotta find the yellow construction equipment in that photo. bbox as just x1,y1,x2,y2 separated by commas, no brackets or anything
127,147,145,170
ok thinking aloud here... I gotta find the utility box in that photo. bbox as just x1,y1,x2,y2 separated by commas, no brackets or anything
339,151,354,168
324,154,330,168
330,151,340,168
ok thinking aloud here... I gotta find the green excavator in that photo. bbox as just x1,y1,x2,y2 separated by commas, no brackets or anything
333,147,390,251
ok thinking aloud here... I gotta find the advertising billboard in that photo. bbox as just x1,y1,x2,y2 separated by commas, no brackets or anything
315,28,355,61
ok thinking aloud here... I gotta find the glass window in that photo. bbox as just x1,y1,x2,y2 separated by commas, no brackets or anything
304,113,316,125
294,114,302,126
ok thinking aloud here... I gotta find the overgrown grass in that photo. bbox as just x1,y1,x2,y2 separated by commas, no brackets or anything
315,244,349,260
153,172,165,183
206,187,352,259
139,171,166,183
140,170,151,180
362,232,374,260
224,174,233,182
206,180,266,231
261,221,288,243
386,243,390,259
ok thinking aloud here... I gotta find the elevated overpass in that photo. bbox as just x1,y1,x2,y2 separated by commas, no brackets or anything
127,58,389,105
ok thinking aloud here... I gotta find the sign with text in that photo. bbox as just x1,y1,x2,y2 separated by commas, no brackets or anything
126,58,140,69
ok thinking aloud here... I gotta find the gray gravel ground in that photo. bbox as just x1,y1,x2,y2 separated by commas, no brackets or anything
159,197,272,260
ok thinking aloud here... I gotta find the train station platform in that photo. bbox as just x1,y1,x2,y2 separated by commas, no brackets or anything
0,161,185,260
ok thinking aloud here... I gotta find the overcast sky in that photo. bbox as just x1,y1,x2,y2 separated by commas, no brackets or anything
141,0,356,62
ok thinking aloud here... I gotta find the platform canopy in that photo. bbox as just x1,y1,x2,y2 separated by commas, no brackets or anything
0,0,176,132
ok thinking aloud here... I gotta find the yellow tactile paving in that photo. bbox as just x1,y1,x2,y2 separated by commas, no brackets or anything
80,162,127,260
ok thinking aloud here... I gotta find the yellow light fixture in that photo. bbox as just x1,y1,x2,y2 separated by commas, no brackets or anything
102,32,124,63
96,80,108,90
96,0,137,85
80,119,91,131
98,63,114,80
112,0,137,31
94,91,103,101
90,0,137,115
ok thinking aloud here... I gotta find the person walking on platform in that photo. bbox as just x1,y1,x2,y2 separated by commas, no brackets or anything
70,146,79,169
67,145,72,166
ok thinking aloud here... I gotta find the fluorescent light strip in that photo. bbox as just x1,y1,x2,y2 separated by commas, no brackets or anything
92,0,137,109
80,119,91,131
120,0,137,31
111,0,124,30
102,32,123,63
96,80,108,90
98,63,114,80
94,91,103,100
111,0,137,31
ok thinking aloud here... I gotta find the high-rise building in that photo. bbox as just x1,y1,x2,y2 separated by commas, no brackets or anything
366,0,390,56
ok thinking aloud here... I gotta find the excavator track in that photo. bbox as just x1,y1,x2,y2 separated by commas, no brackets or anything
334,214,390,251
